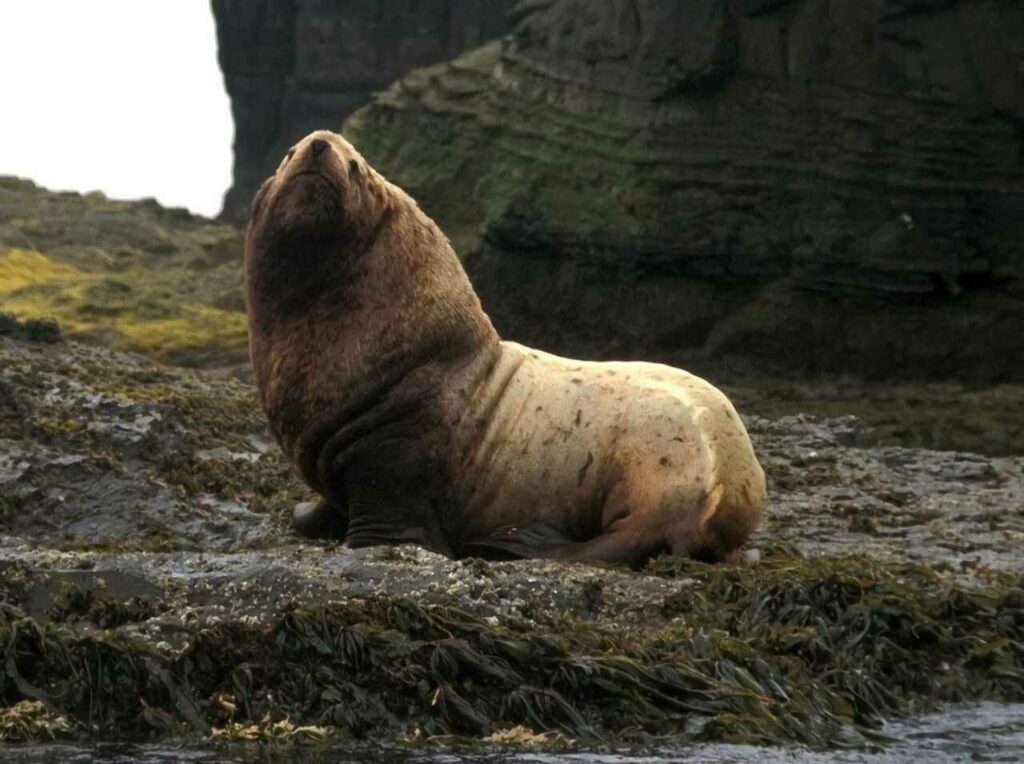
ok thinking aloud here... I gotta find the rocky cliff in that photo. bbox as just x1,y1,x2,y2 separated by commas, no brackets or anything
212,0,516,219
342,0,1024,381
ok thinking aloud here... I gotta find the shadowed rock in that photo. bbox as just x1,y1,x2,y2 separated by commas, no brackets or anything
211,0,517,219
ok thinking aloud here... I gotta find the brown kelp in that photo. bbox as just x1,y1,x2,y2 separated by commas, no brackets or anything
1,552,1021,748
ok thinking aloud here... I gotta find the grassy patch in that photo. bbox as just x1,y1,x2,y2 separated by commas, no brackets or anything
0,248,247,367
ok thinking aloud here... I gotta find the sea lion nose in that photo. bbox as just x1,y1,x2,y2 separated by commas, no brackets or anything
310,139,329,159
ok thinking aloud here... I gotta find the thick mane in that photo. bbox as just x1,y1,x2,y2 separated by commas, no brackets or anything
245,149,498,485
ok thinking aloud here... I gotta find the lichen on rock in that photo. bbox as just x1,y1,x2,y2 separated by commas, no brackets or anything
0,177,247,368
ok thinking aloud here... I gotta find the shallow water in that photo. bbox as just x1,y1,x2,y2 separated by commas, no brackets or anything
5,703,1023,763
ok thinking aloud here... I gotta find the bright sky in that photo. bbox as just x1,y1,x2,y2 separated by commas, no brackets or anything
0,1,233,217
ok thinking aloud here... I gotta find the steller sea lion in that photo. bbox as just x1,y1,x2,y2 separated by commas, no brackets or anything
245,130,766,566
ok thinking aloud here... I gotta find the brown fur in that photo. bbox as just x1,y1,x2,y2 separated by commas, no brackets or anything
246,130,766,565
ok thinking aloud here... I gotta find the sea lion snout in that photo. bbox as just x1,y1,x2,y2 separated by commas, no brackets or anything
256,130,396,250
251,133,351,237
310,138,329,158
284,132,355,181
282,134,345,189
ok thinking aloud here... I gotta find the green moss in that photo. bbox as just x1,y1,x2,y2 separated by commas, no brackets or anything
0,248,248,367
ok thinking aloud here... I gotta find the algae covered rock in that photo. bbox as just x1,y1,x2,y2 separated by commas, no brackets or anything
1,326,1022,749
0,327,303,551
345,0,1024,381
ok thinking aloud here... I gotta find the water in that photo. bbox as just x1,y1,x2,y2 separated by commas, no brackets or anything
5,703,1023,763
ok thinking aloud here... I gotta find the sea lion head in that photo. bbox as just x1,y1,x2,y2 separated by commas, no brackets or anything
247,130,391,250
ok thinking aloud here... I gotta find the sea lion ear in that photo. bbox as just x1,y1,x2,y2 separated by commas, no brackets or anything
349,159,360,177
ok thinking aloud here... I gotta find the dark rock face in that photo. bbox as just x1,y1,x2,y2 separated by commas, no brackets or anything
344,0,1024,381
212,0,517,219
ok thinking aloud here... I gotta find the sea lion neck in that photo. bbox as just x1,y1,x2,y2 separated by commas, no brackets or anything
246,175,499,473
245,232,345,330
244,208,386,333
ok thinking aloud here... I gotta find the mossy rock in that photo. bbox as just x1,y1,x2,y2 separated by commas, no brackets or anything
0,176,247,369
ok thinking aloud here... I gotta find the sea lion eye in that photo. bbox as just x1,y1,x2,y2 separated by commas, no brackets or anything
349,159,360,176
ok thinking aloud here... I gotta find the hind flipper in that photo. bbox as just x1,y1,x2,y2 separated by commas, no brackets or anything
460,523,578,561
463,522,660,568
547,528,664,569
292,498,348,540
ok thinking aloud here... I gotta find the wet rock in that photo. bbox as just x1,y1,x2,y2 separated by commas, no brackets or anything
726,379,1024,456
748,414,1024,569
0,335,302,551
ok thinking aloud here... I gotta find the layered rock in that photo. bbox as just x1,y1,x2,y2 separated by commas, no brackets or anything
345,0,1024,381
212,0,517,218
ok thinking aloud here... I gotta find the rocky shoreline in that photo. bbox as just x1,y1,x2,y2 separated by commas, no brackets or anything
1,1,1022,754
1,318,1021,750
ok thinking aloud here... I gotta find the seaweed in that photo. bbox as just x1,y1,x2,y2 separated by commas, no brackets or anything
1,554,1021,749
47,585,162,630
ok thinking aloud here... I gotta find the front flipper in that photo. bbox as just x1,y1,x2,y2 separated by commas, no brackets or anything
460,523,578,561
292,498,348,540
